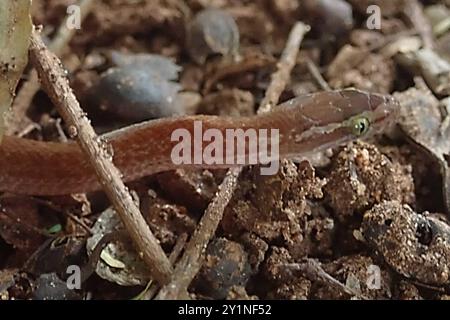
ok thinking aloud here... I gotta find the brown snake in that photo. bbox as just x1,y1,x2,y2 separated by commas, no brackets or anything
0,90,398,196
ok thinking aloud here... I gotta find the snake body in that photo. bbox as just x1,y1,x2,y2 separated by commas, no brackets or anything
0,90,397,195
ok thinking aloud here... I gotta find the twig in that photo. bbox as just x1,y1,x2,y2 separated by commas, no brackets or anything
143,233,189,300
65,211,92,235
28,28,173,285
48,0,95,53
156,168,241,299
17,122,41,138
403,0,435,50
281,259,369,300
166,0,192,20
7,0,94,136
203,53,274,94
305,56,331,91
258,23,311,114
156,22,310,300
366,29,418,52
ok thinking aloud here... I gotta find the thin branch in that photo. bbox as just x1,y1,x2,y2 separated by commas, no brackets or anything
403,0,435,50
143,233,189,300
156,167,241,299
305,56,331,91
366,29,418,52
28,28,173,285
203,53,274,95
258,22,311,114
281,259,369,300
7,0,95,135
156,22,310,300
48,0,95,53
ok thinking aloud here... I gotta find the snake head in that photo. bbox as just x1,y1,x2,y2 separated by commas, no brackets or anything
279,89,400,157
340,90,399,139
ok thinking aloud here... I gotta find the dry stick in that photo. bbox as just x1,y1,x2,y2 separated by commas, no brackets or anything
203,55,274,95
258,23,310,114
144,233,189,300
28,29,173,285
156,22,310,300
48,0,95,53
404,0,435,50
305,56,331,91
166,0,192,20
281,260,369,300
156,168,241,299
366,29,418,53
7,0,95,136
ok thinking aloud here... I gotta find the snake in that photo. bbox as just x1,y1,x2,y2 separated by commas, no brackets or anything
0,89,398,196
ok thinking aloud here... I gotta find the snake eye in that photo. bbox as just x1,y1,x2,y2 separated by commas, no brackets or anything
350,117,370,136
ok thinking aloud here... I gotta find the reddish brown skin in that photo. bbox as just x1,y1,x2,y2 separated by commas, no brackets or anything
0,90,398,195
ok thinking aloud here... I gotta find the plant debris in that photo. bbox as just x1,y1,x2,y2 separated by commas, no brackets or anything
0,0,32,140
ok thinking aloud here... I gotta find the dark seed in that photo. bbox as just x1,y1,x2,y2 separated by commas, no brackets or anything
301,0,353,40
194,238,251,299
86,54,183,123
186,8,240,65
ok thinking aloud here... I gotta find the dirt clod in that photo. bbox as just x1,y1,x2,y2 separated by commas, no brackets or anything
325,141,415,219
362,200,450,286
